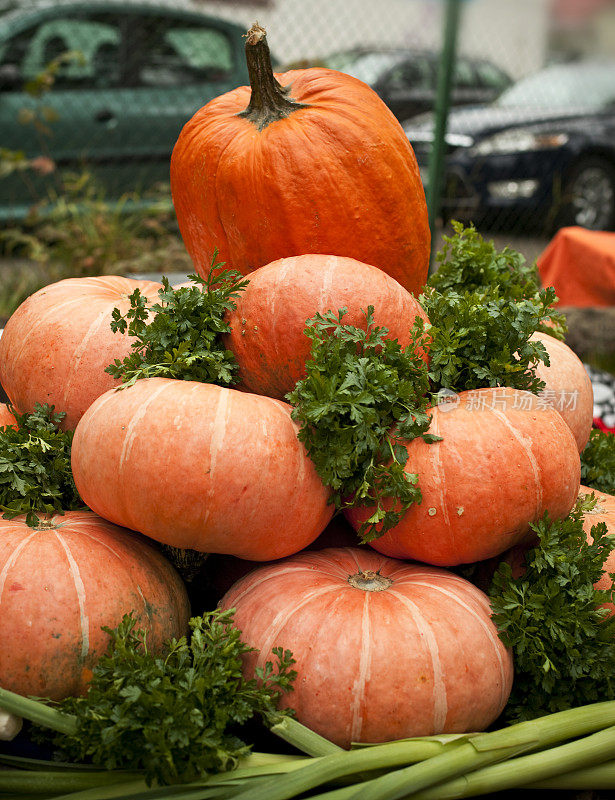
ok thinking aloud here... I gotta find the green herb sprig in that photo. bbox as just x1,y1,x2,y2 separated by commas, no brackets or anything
43,609,296,786
421,284,555,394
0,403,82,526
581,429,615,495
423,222,566,395
429,221,566,338
106,252,249,387
287,307,438,543
490,496,615,722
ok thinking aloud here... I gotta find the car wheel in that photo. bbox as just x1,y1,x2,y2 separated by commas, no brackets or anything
555,156,615,231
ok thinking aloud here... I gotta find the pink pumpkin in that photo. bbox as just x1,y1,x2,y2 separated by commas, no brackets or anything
221,547,513,747
532,331,593,452
0,276,162,430
0,510,190,700
346,388,580,566
224,254,429,400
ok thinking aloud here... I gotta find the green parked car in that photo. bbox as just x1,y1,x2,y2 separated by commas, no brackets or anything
0,2,251,219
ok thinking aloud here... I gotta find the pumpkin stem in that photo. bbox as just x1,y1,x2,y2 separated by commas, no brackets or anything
238,22,307,131
348,570,393,592
35,516,63,530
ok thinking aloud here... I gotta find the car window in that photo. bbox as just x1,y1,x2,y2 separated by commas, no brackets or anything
130,18,235,87
340,52,406,85
497,63,615,109
386,57,434,90
475,61,510,90
453,59,477,89
0,17,122,89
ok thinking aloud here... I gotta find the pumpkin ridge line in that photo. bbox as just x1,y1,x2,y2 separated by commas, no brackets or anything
252,583,340,674
70,528,124,562
388,589,448,732
350,592,373,742
212,128,241,268
54,530,90,662
429,410,452,535
485,403,543,518
3,294,89,383
61,307,112,410
0,530,38,608
117,381,174,502
409,581,509,713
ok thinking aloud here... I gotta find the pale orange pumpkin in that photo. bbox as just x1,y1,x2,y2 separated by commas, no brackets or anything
71,377,333,560
0,276,162,430
0,510,190,700
474,485,615,614
220,547,513,747
532,331,593,452
224,254,429,400
0,403,16,429
346,388,581,566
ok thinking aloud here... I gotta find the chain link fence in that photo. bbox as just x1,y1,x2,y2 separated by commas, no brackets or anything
0,0,614,238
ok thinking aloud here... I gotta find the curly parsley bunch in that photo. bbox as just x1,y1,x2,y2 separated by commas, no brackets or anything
0,403,82,526
288,307,438,542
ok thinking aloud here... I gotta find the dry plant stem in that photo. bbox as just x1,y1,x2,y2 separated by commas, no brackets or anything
238,22,307,130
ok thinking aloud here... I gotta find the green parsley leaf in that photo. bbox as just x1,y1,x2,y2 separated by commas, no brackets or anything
45,610,296,786
0,403,83,526
287,307,435,543
489,496,615,722
421,222,564,395
106,251,249,387
421,285,554,394
429,221,566,339
581,429,615,495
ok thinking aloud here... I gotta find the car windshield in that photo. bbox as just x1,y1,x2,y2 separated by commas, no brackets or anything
496,63,615,109
327,51,405,84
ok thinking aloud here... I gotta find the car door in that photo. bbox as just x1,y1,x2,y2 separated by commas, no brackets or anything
0,7,247,218
375,56,436,122
92,9,248,196
0,10,129,216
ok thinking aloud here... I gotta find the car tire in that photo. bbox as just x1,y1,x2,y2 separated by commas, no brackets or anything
554,156,615,232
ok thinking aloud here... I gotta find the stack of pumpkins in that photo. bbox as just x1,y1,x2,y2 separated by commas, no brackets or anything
0,24,602,748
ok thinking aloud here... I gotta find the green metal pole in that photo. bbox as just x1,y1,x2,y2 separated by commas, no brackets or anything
426,0,463,274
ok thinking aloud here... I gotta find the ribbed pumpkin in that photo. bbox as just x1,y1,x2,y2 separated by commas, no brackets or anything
0,510,190,700
346,388,581,566
474,485,615,613
220,547,513,747
532,331,593,452
0,276,162,430
71,378,333,560
0,403,16,428
224,254,429,399
170,24,429,297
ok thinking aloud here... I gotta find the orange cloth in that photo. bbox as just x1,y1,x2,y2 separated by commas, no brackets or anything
537,226,615,307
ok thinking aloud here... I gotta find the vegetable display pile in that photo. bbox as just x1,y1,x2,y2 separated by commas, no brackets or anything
1,20,615,800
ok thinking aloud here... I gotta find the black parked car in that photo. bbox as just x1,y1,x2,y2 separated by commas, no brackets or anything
404,60,615,231
285,47,512,122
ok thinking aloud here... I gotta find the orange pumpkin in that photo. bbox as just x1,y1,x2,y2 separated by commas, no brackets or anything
170,24,429,297
0,403,16,429
71,378,333,560
474,485,615,614
532,331,593,452
224,254,429,399
0,276,162,430
0,510,189,700
346,388,581,566
220,547,513,747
